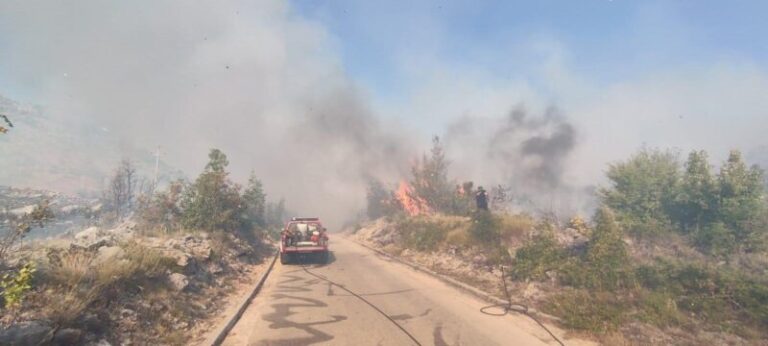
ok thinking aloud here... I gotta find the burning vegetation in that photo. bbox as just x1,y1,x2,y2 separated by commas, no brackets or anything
360,135,768,345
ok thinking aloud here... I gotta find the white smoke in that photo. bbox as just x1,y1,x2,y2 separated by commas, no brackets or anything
0,0,413,227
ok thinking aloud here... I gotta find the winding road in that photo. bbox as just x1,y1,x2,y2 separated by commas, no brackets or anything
221,237,586,346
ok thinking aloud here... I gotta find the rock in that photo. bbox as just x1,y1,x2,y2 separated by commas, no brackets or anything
71,236,112,251
555,228,589,247
165,239,179,248
168,273,189,291
75,226,102,241
523,283,542,299
77,312,105,333
189,241,213,259
175,254,190,267
52,328,82,345
95,246,124,264
209,263,224,275
120,308,136,319
9,205,36,216
89,339,112,346
0,320,54,345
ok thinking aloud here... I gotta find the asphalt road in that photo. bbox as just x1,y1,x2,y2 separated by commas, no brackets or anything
222,237,580,346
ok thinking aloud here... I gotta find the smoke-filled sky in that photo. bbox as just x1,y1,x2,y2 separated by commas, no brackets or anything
1,0,767,224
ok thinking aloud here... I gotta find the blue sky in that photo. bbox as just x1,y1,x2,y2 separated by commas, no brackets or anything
2,0,767,186
291,0,768,108
1,0,767,218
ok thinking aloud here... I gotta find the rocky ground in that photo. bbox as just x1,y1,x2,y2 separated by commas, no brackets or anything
0,185,102,240
0,219,273,345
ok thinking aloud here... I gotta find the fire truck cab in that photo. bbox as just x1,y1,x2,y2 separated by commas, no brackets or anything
279,217,329,264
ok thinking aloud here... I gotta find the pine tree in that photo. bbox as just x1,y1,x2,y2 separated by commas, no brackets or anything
717,150,765,250
181,149,245,232
411,136,452,212
243,171,267,227
676,150,717,232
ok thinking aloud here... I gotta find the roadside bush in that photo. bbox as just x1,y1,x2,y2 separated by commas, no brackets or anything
635,260,768,336
396,217,446,251
509,230,564,281
576,208,635,290
469,210,499,244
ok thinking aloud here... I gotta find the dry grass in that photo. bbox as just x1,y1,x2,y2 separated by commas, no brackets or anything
497,213,535,243
36,241,175,327
47,249,93,287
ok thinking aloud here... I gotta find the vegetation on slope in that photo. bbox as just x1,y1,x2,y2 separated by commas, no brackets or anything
363,141,768,344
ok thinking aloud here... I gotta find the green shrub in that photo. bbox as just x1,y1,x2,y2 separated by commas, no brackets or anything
637,290,683,327
694,222,736,258
396,218,446,251
1,262,35,307
469,210,499,244
510,231,564,281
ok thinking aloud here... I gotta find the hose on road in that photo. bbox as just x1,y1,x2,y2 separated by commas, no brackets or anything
301,265,423,346
480,266,566,346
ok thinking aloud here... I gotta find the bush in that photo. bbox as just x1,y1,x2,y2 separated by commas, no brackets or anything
469,210,499,244
396,217,446,251
635,260,768,335
694,222,736,258
1,262,35,308
510,230,564,281
636,290,683,327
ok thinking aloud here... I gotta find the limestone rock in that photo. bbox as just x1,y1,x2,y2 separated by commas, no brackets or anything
168,273,189,291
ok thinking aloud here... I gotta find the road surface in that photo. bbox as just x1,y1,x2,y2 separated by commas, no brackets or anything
222,237,584,346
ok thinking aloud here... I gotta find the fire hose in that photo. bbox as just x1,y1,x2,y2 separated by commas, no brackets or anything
480,266,566,346
301,265,423,346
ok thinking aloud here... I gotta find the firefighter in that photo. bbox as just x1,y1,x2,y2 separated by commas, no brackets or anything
475,186,489,211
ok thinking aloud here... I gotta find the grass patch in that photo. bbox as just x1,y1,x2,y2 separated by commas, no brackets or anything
396,217,447,251
545,290,627,333
497,213,535,241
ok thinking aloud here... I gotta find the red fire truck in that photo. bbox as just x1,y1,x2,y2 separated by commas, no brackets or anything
279,217,329,264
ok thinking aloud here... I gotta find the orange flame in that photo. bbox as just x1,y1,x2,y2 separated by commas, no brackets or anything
395,181,431,216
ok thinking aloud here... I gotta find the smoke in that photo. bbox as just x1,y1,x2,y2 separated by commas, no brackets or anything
0,0,413,227
489,106,576,189
443,105,589,216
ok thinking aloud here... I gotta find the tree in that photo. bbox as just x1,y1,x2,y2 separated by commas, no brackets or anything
600,148,680,236
366,179,394,219
181,149,245,232
265,198,286,229
243,171,267,227
138,179,184,233
411,136,453,213
583,207,633,290
206,149,229,173
675,150,717,232
717,150,766,250
107,159,137,220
